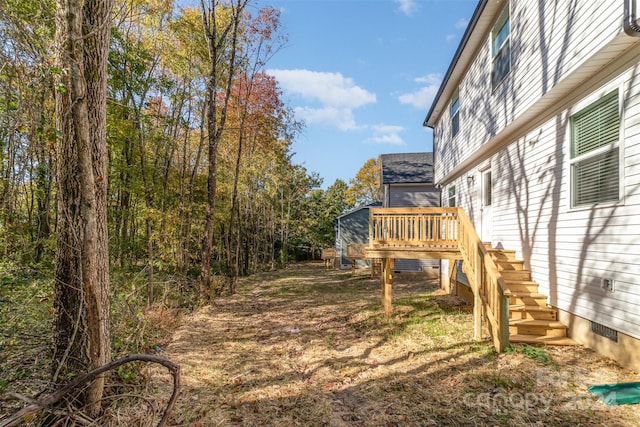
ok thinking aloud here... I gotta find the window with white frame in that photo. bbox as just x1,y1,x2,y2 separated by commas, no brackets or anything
491,5,510,88
570,89,620,207
451,87,460,137
448,185,456,207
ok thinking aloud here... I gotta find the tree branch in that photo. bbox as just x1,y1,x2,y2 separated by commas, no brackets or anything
0,354,180,427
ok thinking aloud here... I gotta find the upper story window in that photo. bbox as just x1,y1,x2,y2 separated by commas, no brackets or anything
570,89,620,207
451,87,460,137
491,5,510,88
448,185,456,207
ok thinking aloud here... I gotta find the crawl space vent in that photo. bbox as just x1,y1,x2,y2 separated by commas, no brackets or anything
591,321,618,342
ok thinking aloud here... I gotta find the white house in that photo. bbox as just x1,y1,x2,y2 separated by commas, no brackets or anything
424,0,640,370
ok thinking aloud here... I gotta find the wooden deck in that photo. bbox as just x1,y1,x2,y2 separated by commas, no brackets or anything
363,207,576,352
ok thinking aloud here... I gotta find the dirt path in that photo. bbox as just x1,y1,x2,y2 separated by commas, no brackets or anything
154,263,640,426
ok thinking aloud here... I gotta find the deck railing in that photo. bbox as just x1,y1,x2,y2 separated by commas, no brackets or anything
368,207,510,352
368,207,459,247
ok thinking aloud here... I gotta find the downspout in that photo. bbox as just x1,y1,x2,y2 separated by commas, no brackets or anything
624,0,640,36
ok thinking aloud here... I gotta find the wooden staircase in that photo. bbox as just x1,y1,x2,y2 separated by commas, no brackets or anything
488,248,577,346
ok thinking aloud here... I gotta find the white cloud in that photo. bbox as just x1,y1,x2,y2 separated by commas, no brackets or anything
446,33,456,41
367,124,405,145
456,17,469,29
398,73,442,110
414,73,441,85
394,0,418,16
267,68,375,129
294,106,357,131
267,69,375,109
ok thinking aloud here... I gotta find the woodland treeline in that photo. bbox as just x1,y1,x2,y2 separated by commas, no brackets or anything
0,0,380,422
0,0,380,289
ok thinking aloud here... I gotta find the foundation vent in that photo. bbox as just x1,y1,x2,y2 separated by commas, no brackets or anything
591,321,618,342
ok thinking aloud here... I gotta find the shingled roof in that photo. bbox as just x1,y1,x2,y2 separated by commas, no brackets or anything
380,152,434,184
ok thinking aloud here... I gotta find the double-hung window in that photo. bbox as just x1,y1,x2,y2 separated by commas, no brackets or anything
451,88,460,137
570,89,620,207
448,186,456,207
491,5,510,88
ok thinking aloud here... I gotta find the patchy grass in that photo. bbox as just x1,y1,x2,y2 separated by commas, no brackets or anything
145,262,640,426
506,343,553,364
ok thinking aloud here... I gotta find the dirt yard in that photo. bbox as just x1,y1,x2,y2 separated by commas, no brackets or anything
151,262,640,426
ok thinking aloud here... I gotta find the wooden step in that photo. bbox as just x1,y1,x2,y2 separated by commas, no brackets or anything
500,270,531,281
505,280,539,293
496,260,525,271
510,334,578,346
509,292,548,307
488,249,517,261
509,319,567,337
509,305,557,320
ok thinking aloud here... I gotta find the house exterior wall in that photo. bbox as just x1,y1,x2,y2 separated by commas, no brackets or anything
434,0,624,184
429,0,640,366
386,184,440,208
488,65,640,342
337,208,370,268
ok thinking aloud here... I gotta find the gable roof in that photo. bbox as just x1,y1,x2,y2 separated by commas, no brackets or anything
380,152,434,184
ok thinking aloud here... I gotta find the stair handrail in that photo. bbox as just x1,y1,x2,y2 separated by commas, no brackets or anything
456,208,511,352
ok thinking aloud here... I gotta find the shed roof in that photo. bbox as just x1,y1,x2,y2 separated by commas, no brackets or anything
380,152,434,184
337,201,382,220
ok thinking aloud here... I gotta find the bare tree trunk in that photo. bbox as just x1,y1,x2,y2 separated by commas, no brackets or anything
53,0,113,416
199,0,248,300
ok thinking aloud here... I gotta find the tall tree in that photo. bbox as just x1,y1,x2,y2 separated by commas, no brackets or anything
347,157,380,206
223,6,284,287
303,179,348,254
53,0,113,415
199,0,248,299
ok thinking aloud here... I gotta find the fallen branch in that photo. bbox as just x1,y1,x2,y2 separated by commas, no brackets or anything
0,354,180,427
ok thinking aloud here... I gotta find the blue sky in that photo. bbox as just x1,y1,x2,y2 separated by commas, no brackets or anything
255,0,479,188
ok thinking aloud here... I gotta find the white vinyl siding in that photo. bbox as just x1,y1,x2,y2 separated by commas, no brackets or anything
570,90,620,207
430,0,640,340
433,0,623,184
488,66,640,340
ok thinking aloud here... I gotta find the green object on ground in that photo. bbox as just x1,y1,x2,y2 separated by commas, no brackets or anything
588,382,640,406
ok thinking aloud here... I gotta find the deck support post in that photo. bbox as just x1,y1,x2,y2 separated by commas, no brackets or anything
473,252,482,341
382,258,394,316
